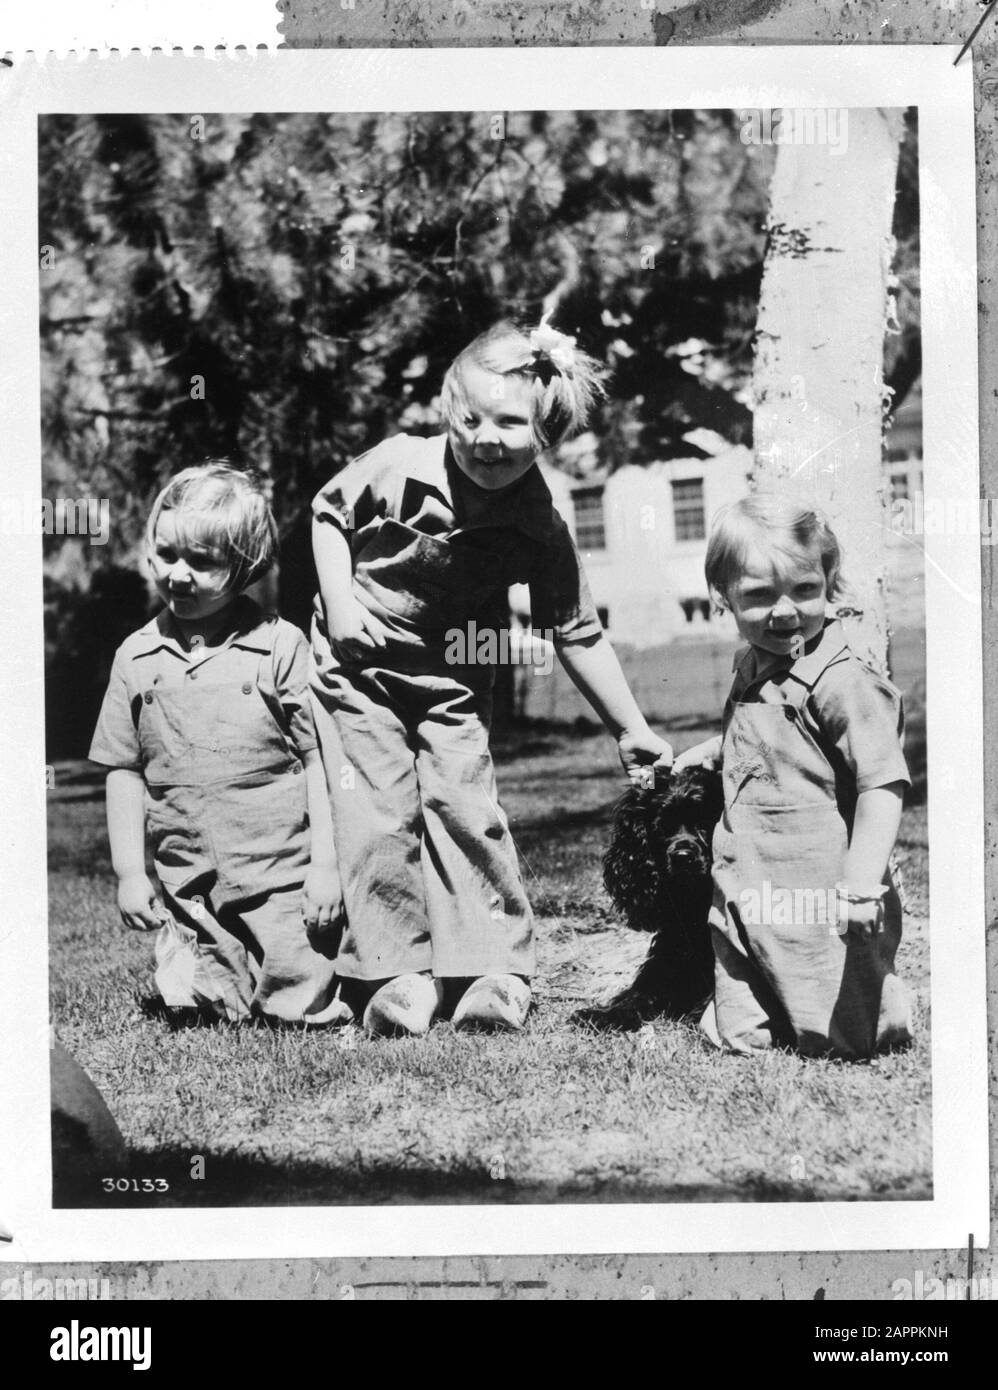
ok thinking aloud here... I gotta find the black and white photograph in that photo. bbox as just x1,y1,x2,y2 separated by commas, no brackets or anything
0,47,987,1260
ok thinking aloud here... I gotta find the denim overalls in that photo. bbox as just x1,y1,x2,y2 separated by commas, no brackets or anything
708,631,912,1058
311,522,537,981
92,605,337,1022
309,435,601,983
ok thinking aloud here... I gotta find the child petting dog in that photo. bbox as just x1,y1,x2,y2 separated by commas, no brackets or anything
309,319,674,1037
675,495,913,1059
90,464,345,1025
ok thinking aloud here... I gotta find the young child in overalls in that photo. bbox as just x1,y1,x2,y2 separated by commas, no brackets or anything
89,463,346,1024
310,319,673,1036
675,495,913,1058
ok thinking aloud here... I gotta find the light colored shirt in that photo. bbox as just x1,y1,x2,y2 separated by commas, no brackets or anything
725,619,910,794
89,597,316,773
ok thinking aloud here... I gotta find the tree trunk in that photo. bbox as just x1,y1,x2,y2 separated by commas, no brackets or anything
752,108,905,674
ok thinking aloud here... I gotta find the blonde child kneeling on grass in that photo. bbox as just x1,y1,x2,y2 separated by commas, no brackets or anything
675,494,913,1059
90,463,347,1025
310,319,673,1037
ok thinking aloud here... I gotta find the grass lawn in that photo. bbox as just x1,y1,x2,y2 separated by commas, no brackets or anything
48,720,931,1208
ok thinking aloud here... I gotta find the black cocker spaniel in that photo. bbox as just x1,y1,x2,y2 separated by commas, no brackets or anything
574,766,724,1031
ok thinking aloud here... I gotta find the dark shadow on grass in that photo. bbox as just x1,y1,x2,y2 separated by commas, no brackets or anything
512,803,616,839
660,714,725,736
491,714,723,766
53,1146,932,1209
47,761,109,804
492,716,602,762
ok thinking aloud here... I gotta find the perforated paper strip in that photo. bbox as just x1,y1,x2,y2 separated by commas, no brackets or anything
1,0,278,57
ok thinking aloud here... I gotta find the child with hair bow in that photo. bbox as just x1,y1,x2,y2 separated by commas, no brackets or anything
310,319,673,1035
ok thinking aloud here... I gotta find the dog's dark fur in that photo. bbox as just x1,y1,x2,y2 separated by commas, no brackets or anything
573,766,724,1031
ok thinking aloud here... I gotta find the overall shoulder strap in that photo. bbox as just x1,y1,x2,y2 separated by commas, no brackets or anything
797,675,858,824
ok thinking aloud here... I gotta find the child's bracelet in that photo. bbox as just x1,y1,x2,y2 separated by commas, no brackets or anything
835,882,889,905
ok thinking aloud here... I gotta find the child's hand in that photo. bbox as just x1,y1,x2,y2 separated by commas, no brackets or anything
836,884,887,939
117,874,164,932
302,863,346,947
327,597,390,663
617,725,674,788
673,736,723,774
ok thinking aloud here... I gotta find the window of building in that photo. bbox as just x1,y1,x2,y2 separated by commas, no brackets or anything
672,478,706,542
572,485,606,552
890,469,910,503
680,598,711,624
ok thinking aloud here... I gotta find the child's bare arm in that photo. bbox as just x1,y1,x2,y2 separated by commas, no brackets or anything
312,517,388,658
839,781,905,936
105,768,162,930
674,735,723,772
556,633,673,782
843,782,905,891
302,749,345,942
312,517,357,628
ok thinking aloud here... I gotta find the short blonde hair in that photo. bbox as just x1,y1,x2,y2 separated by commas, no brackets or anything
146,462,278,593
439,319,606,450
705,493,842,600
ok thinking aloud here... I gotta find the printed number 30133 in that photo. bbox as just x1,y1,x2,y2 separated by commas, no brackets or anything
101,1177,170,1193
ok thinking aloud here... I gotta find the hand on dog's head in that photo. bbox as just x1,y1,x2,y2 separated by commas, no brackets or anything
603,765,724,931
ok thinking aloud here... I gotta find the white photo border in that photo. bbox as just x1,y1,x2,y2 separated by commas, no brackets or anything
0,45,987,1260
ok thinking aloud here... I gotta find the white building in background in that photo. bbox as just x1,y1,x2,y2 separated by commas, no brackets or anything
535,444,751,646
519,381,924,649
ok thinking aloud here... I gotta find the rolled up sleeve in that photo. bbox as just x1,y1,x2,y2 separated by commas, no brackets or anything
271,625,318,757
810,662,911,792
312,439,401,535
88,649,142,771
528,520,604,645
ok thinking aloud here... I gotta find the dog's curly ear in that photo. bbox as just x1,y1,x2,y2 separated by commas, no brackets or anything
604,789,644,902
699,767,725,821
603,786,661,926
671,764,724,815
